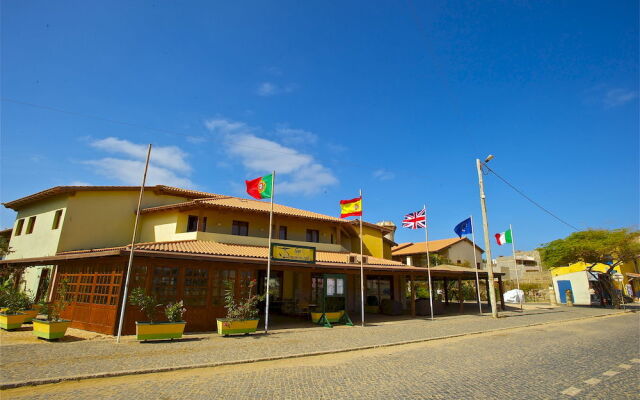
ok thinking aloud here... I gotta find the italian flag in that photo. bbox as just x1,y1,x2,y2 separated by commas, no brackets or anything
495,229,512,245
245,174,273,199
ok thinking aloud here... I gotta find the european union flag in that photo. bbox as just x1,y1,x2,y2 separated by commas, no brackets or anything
454,217,472,238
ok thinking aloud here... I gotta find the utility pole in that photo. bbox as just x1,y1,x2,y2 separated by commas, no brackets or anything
476,157,499,318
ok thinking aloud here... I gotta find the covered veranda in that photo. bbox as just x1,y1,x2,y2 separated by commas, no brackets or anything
0,243,505,335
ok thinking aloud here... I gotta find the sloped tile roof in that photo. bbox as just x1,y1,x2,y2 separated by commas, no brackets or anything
2,185,219,210
59,240,407,268
141,197,348,224
391,237,484,256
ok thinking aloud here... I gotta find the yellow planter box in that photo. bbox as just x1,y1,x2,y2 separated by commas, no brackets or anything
21,309,40,323
310,310,344,324
32,319,71,340
216,319,259,336
0,313,26,330
135,321,186,341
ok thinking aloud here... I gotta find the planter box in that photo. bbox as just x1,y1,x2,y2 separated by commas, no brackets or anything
32,319,71,340
135,321,186,341
0,312,25,330
310,310,344,324
216,319,259,336
21,309,40,323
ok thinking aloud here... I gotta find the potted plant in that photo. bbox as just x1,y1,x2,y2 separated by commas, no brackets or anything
32,279,72,340
217,279,264,336
18,290,39,323
0,288,26,330
129,287,187,341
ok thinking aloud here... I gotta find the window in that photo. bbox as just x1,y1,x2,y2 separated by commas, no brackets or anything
311,274,324,303
456,259,461,265
184,268,208,306
306,229,319,243
187,215,199,232
52,210,63,230
201,217,207,232
232,221,249,236
26,216,36,234
211,269,236,306
152,267,179,303
279,226,287,240
14,219,24,236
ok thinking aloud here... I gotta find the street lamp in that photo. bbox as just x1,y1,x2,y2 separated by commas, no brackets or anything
476,155,499,318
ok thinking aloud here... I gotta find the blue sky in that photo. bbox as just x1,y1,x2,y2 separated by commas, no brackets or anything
1,1,638,256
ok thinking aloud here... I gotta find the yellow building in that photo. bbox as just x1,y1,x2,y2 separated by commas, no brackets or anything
2,185,506,335
550,261,639,304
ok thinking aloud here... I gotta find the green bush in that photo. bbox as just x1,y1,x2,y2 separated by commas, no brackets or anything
38,279,72,322
129,287,161,323
165,300,186,322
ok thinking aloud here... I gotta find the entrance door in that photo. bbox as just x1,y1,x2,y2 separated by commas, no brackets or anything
557,280,572,303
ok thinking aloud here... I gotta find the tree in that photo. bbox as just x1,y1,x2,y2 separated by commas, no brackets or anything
538,228,640,268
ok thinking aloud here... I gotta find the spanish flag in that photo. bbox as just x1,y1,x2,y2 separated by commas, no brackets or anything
340,197,362,218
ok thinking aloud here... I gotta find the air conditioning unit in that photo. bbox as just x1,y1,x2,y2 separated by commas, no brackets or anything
348,255,358,264
362,256,368,264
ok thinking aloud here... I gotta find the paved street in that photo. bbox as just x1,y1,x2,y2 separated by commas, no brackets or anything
0,306,625,387
2,311,638,399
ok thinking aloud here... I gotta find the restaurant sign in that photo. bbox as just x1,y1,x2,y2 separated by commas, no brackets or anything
270,243,316,264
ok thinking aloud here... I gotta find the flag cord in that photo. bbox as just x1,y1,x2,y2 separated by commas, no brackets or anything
424,204,434,321
470,215,482,315
359,189,365,327
510,224,523,311
264,171,275,333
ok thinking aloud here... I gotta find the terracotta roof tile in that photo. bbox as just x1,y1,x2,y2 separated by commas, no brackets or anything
141,197,347,224
2,185,218,210
59,240,406,268
391,237,484,256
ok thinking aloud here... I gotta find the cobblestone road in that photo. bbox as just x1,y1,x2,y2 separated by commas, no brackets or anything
3,311,638,399
0,306,627,387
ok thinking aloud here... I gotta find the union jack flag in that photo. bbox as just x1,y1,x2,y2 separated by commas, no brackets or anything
402,208,426,229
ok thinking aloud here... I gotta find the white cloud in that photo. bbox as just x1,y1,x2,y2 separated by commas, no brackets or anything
205,118,249,133
85,137,194,188
69,181,92,186
84,158,194,188
257,82,278,96
275,127,318,145
204,118,338,196
603,88,638,108
373,169,395,181
256,82,298,97
90,137,191,173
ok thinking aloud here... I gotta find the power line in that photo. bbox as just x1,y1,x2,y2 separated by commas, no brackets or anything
482,163,580,231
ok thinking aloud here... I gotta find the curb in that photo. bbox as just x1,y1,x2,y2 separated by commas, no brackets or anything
1,310,633,390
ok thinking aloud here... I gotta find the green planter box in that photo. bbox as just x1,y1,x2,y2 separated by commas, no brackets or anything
32,319,71,340
216,319,259,336
135,321,187,341
0,312,26,330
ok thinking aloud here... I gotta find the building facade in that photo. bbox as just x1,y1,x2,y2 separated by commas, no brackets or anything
494,250,552,286
2,186,506,335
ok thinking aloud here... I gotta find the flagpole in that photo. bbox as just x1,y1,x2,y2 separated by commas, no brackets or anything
265,171,276,333
470,215,482,315
510,224,523,311
424,204,434,321
116,144,151,343
359,189,365,327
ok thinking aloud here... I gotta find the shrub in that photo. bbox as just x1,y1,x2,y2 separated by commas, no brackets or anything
165,300,186,322
223,279,264,321
129,287,161,323
38,279,72,322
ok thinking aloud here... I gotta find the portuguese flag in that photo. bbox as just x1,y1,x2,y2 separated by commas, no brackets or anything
495,229,513,245
245,174,273,199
